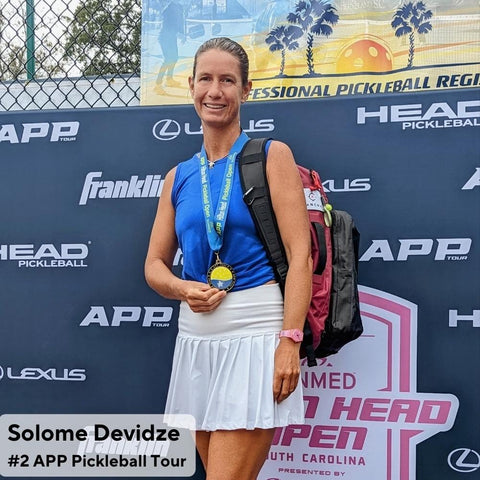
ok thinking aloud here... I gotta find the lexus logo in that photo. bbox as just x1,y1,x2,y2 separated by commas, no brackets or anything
448,448,480,473
0,366,3,380
152,119,181,141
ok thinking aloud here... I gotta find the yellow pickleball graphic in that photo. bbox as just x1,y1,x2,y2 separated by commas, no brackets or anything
210,266,233,281
208,264,235,291
337,36,393,74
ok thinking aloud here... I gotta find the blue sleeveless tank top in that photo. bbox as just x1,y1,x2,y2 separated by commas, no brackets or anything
171,143,275,291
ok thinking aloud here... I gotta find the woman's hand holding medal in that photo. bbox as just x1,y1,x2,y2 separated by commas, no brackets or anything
182,280,227,313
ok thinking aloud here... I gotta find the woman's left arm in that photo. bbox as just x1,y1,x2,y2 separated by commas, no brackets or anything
266,140,313,403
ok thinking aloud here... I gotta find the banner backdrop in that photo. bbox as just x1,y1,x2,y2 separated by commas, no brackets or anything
141,0,480,105
0,87,479,480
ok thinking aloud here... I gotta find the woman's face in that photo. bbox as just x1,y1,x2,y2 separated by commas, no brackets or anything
189,49,251,129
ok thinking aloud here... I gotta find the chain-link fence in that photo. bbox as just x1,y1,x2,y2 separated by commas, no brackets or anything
0,0,141,110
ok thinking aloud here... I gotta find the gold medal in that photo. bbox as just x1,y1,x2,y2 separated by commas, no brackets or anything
207,253,236,292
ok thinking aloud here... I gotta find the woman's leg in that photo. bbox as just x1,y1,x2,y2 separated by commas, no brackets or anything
195,430,211,471
204,428,275,480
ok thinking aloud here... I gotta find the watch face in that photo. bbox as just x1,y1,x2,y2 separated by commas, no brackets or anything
293,331,302,341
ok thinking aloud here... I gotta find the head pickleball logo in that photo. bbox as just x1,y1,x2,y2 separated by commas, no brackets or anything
260,286,459,480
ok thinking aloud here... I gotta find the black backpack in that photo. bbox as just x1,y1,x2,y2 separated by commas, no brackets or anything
239,138,363,366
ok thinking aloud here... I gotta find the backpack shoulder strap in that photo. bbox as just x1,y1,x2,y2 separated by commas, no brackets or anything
239,138,288,292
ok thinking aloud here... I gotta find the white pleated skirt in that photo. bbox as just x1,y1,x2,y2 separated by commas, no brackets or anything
164,283,305,431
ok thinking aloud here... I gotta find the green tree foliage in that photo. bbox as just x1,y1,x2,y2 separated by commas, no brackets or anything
63,0,141,76
0,5,64,81
0,9,23,80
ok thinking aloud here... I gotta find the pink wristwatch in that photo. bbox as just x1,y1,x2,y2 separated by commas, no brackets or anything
279,329,304,343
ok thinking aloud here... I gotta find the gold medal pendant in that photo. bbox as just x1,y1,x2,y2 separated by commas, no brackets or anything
207,253,236,292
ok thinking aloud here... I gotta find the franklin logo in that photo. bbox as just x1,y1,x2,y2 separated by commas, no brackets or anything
152,119,181,141
448,448,480,473
79,172,164,205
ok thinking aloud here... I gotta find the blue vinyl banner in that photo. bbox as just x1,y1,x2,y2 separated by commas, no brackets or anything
0,87,479,480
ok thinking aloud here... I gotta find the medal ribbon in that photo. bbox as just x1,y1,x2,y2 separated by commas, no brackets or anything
198,131,249,253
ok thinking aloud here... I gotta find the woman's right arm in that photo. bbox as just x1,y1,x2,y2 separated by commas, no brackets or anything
144,167,226,312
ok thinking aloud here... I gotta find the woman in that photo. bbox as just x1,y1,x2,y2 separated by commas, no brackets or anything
145,37,312,480
154,0,184,94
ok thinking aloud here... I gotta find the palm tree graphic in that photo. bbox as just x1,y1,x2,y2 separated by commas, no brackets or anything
265,25,303,77
391,1,433,69
287,0,338,76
